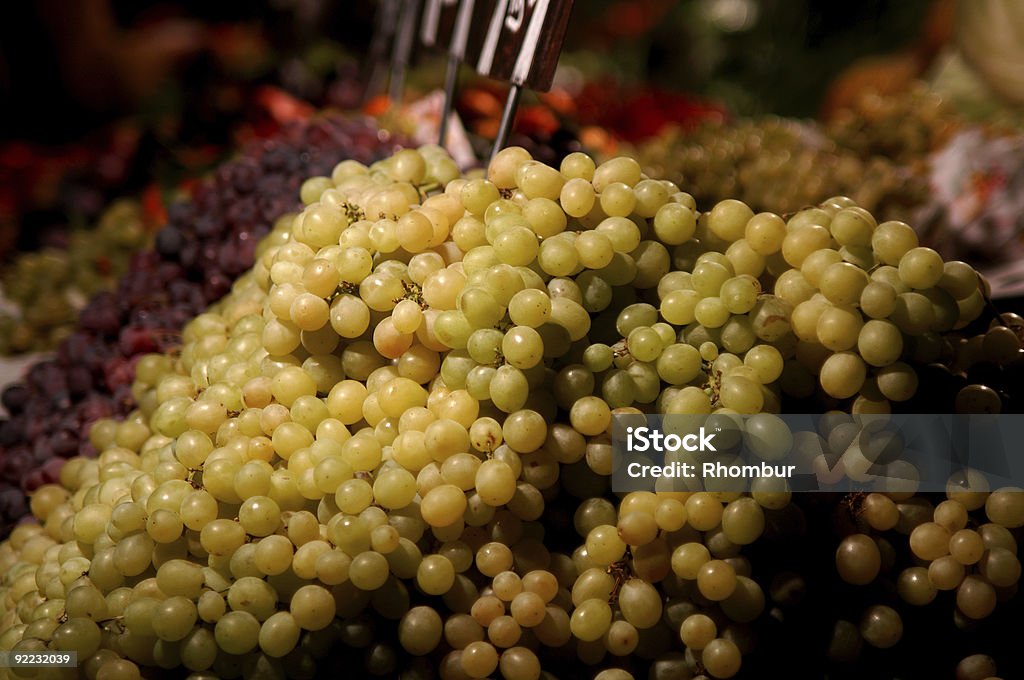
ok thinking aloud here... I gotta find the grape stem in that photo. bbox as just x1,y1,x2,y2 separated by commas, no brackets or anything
843,491,867,522
342,202,366,224
606,555,633,604
103,618,126,635
415,182,443,200
975,272,1020,340
706,369,723,407
780,206,817,221
394,280,427,309
329,281,360,301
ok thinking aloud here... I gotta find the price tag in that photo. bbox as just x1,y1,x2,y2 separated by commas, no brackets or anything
475,0,574,92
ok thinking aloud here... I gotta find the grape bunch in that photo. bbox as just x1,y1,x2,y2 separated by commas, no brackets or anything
836,488,1022,620
0,144,1018,680
0,200,150,355
826,83,958,164
630,118,930,223
0,114,402,538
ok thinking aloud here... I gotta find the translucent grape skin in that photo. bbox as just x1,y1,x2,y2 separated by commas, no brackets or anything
0,116,403,536
1,142,1013,680
836,534,881,585
860,605,902,649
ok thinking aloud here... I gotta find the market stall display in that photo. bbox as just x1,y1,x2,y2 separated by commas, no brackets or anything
0,144,1021,679
1,2,1023,679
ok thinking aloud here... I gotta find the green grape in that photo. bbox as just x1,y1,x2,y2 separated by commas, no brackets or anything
570,599,613,642
695,298,730,329
819,352,867,399
702,638,742,678
653,203,697,245
860,280,898,319
502,326,544,369
661,289,701,325
782,225,832,268
697,560,738,600
560,178,596,217
820,262,868,306
627,327,664,362
680,613,717,650
574,230,616,269
872,221,918,265
745,212,786,255
583,344,614,372
836,534,881,585
857,320,903,367
859,605,902,648
708,199,754,242
816,305,863,351
875,361,919,402
560,151,596,180
507,289,552,328
596,217,642,253
592,156,642,191
599,182,637,217
719,375,764,413
939,260,980,300
898,247,944,290
801,249,842,289
720,276,759,314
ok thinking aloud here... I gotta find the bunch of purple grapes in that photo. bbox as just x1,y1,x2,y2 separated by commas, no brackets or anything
0,113,403,537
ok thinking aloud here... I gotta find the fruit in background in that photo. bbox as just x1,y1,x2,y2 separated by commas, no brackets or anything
0,200,151,354
629,116,930,221
574,79,728,143
826,83,959,163
0,129,139,260
455,83,585,167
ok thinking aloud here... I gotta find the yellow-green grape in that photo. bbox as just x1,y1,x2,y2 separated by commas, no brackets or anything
1,145,996,680
570,598,612,642
697,560,738,601
702,638,742,678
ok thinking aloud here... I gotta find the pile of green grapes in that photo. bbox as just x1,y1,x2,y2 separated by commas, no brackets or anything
0,201,149,354
631,82,964,224
825,84,958,164
630,118,931,223
0,145,1020,680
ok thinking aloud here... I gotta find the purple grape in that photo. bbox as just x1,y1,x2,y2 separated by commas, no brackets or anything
0,114,405,537
1,385,29,415
155,227,185,256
